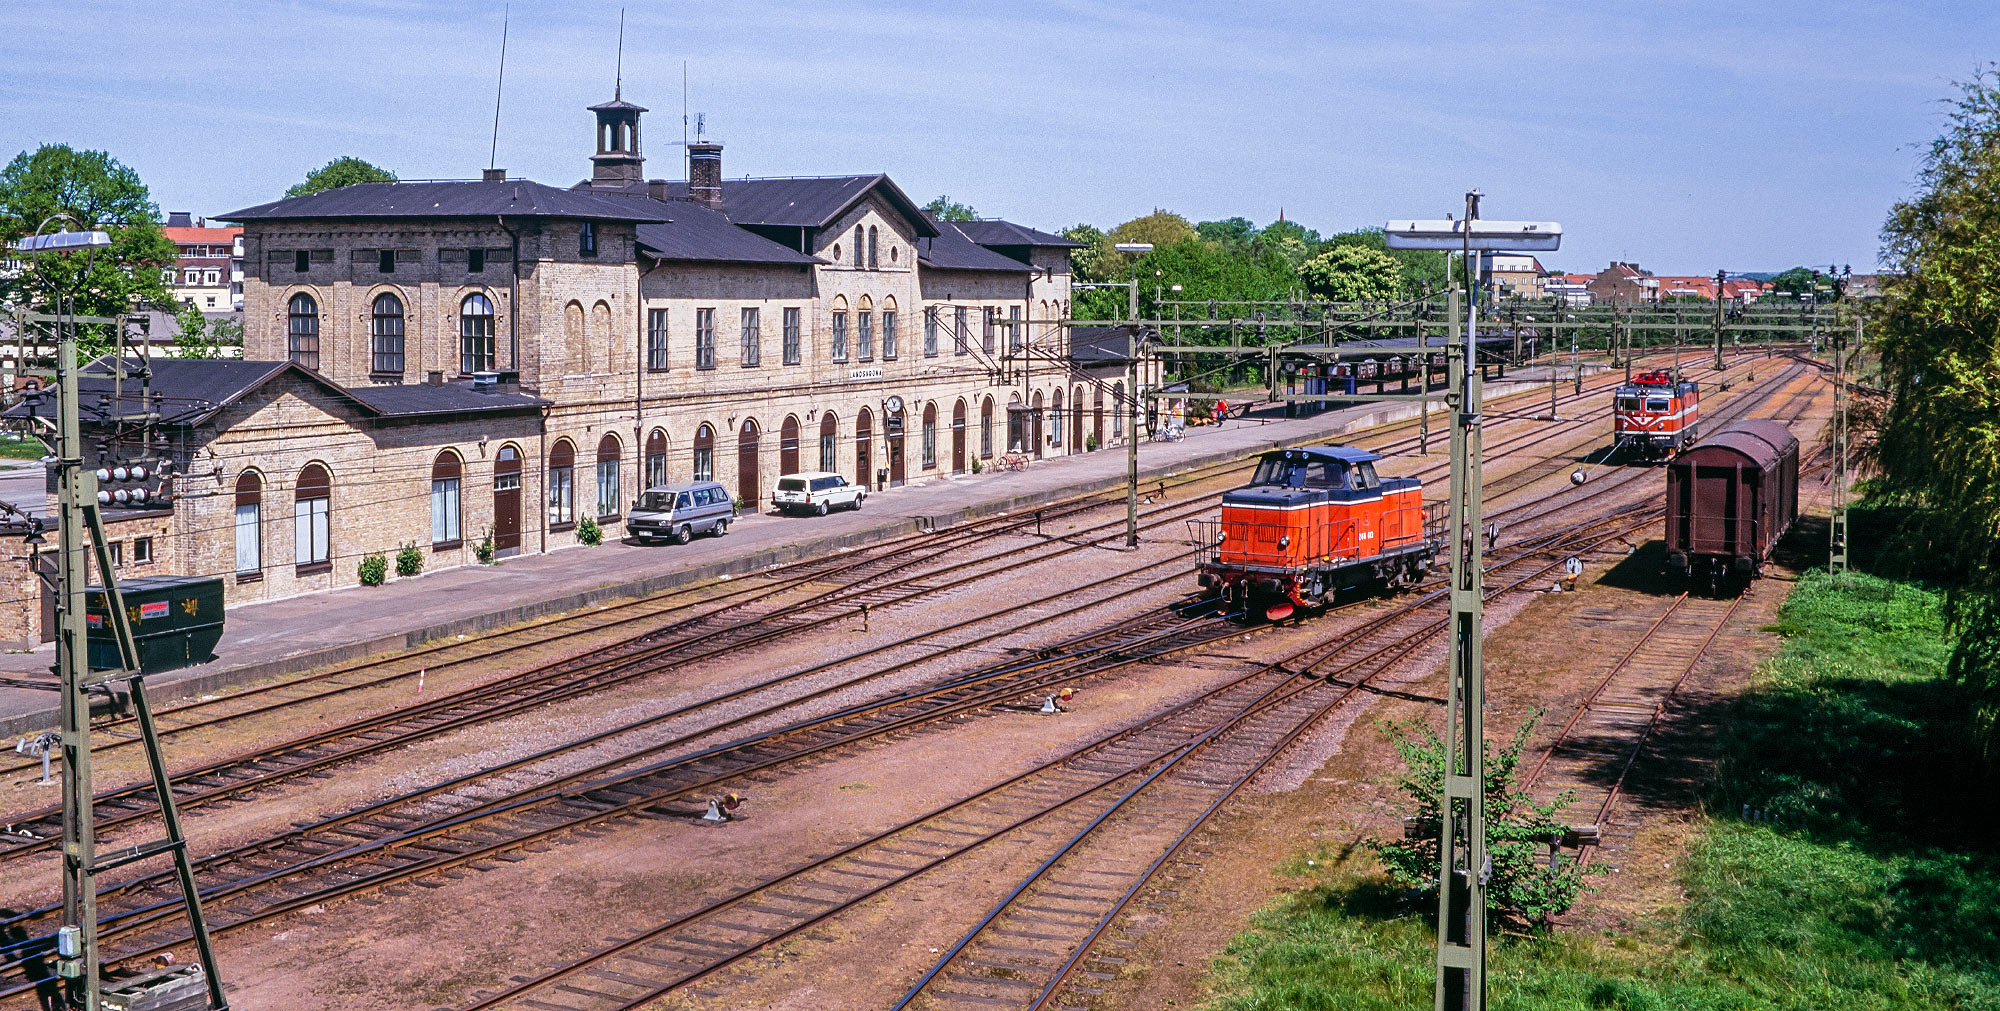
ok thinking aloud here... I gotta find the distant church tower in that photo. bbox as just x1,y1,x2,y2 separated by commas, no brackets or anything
589,91,646,189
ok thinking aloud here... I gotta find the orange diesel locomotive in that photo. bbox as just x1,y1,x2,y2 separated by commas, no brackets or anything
1612,370,1700,460
1193,446,1443,620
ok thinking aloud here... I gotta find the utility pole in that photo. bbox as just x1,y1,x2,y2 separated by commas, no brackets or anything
1126,280,1140,549
1713,269,1727,371
1437,190,1488,1011
1829,319,1854,574
52,276,102,1011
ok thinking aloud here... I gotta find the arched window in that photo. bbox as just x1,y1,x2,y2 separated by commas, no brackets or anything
819,413,838,472
951,399,967,474
294,463,330,570
646,428,669,489
867,225,879,269
693,424,715,482
370,293,405,376
853,225,864,267
737,419,761,506
431,451,462,545
921,402,937,469
856,407,873,489
592,301,614,370
461,293,495,373
1113,382,1126,438
881,296,898,360
857,294,874,361
234,471,262,575
831,295,849,363
780,415,801,475
547,439,575,528
287,293,320,370
596,433,622,519
1051,388,1064,447
980,396,994,458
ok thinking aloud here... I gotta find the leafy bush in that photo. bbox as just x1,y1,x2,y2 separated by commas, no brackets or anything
1369,709,1595,926
577,515,602,546
970,457,983,474
357,552,388,586
395,542,423,578
475,530,495,565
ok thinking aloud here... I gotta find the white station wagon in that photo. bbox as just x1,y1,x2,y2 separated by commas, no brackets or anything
773,471,865,516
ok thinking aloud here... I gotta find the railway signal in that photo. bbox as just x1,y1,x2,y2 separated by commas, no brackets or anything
1388,194,1562,1011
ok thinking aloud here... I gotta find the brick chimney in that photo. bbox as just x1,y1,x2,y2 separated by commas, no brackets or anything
483,168,507,182
689,142,723,209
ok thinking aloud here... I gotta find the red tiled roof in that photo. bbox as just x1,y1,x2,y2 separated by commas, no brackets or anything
164,225,241,244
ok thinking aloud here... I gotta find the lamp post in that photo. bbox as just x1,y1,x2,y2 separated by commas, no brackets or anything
14,219,112,1010
1388,199,1560,1011
1112,242,1153,549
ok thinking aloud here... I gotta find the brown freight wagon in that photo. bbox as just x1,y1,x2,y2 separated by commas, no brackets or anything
1664,418,1799,590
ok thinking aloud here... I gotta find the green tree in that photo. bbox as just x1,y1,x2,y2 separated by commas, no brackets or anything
1769,265,1836,300
286,156,396,198
1328,227,1448,295
923,195,979,222
1369,711,1595,925
1298,245,1401,302
1196,216,1259,251
1872,66,2000,762
168,301,243,359
0,144,178,360
1109,210,1196,249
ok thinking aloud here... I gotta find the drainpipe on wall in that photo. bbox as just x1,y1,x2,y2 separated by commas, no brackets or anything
537,411,548,555
635,254,647,504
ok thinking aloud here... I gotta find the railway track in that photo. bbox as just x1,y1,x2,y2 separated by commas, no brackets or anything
450,504,1662,1011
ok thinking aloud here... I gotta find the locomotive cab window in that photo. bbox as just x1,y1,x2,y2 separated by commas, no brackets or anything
1617,397,1641,412
1301,462,1347,489
1355,462,1382,490
1646,398,1670,411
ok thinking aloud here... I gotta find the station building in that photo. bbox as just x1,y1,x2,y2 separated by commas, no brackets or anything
8,91,1137,632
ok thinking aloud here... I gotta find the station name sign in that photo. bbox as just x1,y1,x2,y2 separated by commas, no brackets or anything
850,367,884,380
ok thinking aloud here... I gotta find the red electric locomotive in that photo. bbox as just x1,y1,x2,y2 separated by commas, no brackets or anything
1612,370,1700,460
1193,446,1443,621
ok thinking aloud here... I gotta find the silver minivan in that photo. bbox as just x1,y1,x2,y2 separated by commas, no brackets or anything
628,481,736,544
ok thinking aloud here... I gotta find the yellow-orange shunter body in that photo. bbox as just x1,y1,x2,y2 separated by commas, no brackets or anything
1192,446,1443,620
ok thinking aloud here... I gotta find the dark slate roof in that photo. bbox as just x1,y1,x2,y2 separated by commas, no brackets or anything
918,220,1035,273
346,382,548,418
1069,325,1137,365
635,201,821,265
954,220,1085,249
220,180,671,223
651,175,939,236
3,358,546,427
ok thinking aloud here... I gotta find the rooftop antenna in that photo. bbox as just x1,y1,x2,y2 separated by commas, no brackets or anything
488,4,509,170
696,112,706,142
683,60,689,181
614,7,626,99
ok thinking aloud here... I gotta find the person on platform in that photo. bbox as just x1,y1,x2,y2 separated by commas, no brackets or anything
1214,399,1230,425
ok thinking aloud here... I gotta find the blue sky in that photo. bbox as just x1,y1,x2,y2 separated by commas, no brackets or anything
3,1,1993,274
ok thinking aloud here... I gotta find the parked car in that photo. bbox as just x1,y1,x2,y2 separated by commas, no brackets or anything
773,471,865,516
628,481,736,544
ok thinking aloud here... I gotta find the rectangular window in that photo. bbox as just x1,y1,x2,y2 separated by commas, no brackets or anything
235,503,260,573
294,497,329,566
432,477,461,544
741,307,761,366
204,269,220,285
294,250,310,273
378,249,395,274
160,269,174,284
983,308,997,353
924,308,939,358
693,447,713,482
108,542,123,569
832,311,849,362
133,536,152,564
858,311,873,361
468,248,486,273
954,307,968,355
547,466,574,526
647,308,669,371
922,418,936,468
1009,306,1022,352
882,310,898,360
782,307,801,365
646,451,666,490
184,269,199,285
695,308,716,369
820,432,836,472
596,459,620,517
579,221,598,257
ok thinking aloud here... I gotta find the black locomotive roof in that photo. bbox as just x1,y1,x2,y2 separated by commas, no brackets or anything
1261,445,1382,466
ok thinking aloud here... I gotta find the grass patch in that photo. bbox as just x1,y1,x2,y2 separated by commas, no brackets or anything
1201,569,2000,1010
0,436,45,460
